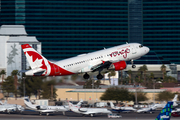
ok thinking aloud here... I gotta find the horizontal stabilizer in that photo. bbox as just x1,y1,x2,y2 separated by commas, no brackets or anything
34,70,46,76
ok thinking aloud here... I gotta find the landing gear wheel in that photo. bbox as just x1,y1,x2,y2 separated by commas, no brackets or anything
132,64,136,68
46,113,49,116
39,112,42,115
131,59,136,68
97,73,103,80
83,73,90,79
62,111,65,115
90,113,94,117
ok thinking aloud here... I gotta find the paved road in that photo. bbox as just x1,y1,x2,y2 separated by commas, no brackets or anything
0,110,179,120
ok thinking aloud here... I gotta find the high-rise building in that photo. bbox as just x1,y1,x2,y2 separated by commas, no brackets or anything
0,0,180,64
143,0,180,64
0,25,41,77
1,0,128,60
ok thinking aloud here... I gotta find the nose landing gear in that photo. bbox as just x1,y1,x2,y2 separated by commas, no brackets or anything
131,59,136,68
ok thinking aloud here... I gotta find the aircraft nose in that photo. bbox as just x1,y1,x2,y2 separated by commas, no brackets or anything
141,46,150,56
145,47,150,53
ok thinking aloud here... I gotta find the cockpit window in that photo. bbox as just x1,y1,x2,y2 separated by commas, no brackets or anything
139,45,143,48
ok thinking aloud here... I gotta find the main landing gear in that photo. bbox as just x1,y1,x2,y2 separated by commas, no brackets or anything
83,72,103,80
97,72,103,80
83,73,90,79
131,59,136,68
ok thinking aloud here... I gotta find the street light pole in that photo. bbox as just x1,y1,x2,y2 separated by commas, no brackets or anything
153,79,156,104
134,79,137,105
92,78,94,107
23,77,25,97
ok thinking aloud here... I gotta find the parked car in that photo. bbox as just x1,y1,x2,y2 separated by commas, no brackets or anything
108,113,122,118
172,112,180,117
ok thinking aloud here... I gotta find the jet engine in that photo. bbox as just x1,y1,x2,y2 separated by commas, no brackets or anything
78,108,88,112
108,61,126,71
36,105,47,110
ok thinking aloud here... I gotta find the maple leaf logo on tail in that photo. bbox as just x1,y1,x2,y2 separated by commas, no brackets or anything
21,44,48,72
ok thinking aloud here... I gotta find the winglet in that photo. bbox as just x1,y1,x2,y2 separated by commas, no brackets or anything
155,101,173,120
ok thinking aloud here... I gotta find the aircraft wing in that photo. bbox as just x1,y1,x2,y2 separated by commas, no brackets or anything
91,61,112,72
83,111,97,115
0,107,7,112
25,106,56,113
83,110,107,115
39,109,56,113
0,106,17,112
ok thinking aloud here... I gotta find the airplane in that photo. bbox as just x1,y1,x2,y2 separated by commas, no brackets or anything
153,94,178,109
137,95,178,114
0,100,7,105
21,43,149,79
24,97,83,115
155,101,173,120
0,105,17,113
172,108,180,113
0,104,24,114
68,101,112,117
136,104,157,114
0,100,24,113
109,101,137,113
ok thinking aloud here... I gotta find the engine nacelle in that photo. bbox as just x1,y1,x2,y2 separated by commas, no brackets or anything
108,61,126,71
36,105,47,110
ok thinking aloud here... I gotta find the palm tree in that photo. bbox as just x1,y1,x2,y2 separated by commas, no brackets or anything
161,64,166,81
71,74,78,81
138,65,148,84
138,66,143,76
142,65,148,83
150,72,154,80
138,66,143,83
11,70,20,100
150,72,155,88
108,73,111,84
0,70,6,83
127,70,132,84
108,70,116,85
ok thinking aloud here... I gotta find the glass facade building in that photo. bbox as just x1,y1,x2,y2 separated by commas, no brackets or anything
0,0,180,64
25,0,128,60
128,0,143,44
143,0,180,64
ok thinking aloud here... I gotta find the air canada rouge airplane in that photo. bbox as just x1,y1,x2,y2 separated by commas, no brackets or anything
21,43,149,79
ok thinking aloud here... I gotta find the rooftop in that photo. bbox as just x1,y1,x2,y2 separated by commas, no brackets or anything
0,25,27,35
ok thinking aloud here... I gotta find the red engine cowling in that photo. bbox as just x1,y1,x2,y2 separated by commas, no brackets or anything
108,61,126,71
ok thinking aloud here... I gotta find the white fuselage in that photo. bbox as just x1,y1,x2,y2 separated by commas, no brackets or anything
110,101,136,112
172,108,180,113
0,105,17,112
24,98,69,113
55,43,149,74
113,106,137,112
71,107,112,115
